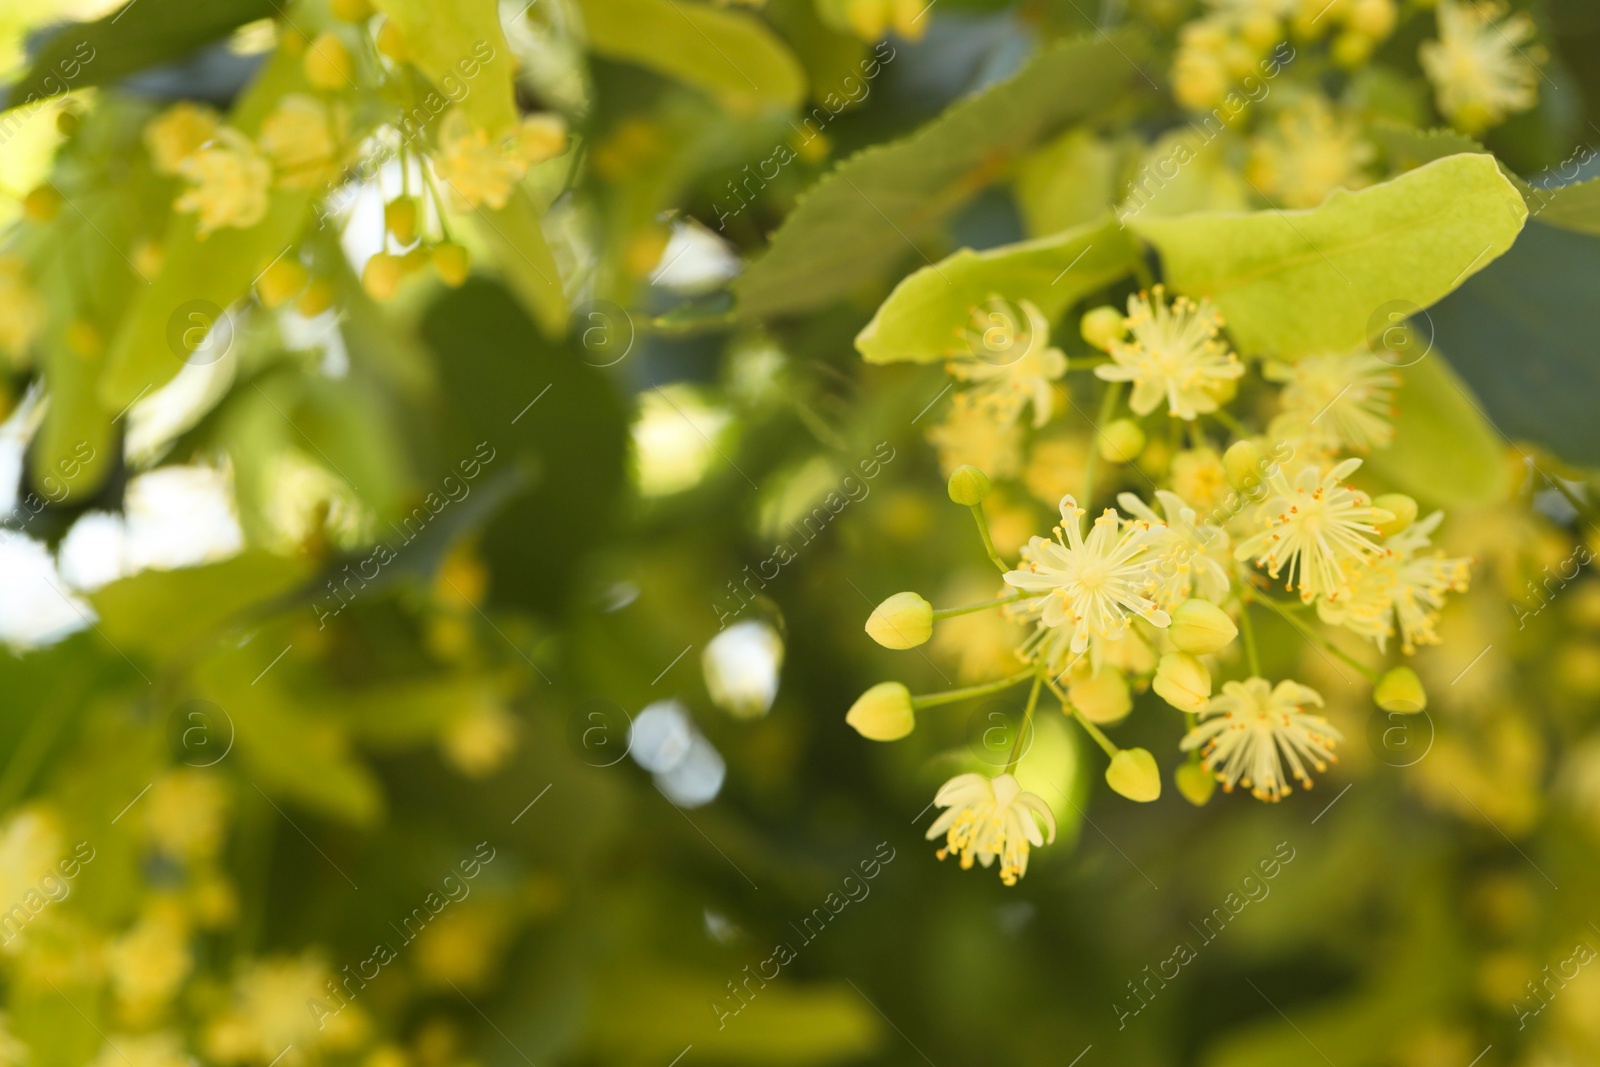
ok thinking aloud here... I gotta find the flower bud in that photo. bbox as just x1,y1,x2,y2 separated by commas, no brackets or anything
22,186,60,222
433,243,471,287
845,682,914,741
1347,0,1396,37
1098,419,1146,465
1175,761,1216,806
256,258,308,309
1153,652,1211,712
1080,305,1126,351
296,277,337,317
376,20,409,62
1069,669,1131,725
1331,30,1373,67
1106,748,1161,802
401,247,431,274
303,32,354,90
1374,666,1426,714
1168,599,1238,654
947,465,991,506
866,592,933,650
1205,374,1238,405
385,198,418,245
362,252,405,302
1372,493,1417,537
1223,439,1265,491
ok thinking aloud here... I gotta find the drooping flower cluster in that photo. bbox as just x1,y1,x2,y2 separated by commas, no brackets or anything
1003,494,1172,664
1181,677,1342,801
851,279,1476,879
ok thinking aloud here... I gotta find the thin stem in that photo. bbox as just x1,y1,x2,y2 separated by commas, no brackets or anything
420,161,455,243
1238,599,1262,677
1045,676,1119,759
912,667,1036,709
1253,593,1380,683
1081,380,1123,511
1541,467,1600,529
1211,408,1249,439
1066,357,1110,371
1004,675,1044,775
969,504,1009,574
932,590,1037,620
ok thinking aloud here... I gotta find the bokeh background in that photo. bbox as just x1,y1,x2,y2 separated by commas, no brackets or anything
3,1,1600,1066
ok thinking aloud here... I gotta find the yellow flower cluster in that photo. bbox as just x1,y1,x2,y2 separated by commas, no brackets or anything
431,110,568,211
153,95,347,238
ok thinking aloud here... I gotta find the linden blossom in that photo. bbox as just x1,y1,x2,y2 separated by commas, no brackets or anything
313,441,497,627
709,842,896,1031
1118,41,1296,225
314,40,498,230
1113,841,1296,1031
308,841,497,1029
713,441,896,629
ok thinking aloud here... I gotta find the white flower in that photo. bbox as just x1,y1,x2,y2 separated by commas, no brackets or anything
1419,0,1544,135
1181,677,1342,801
1004,495,1171,660
1317,511,1472,653
1265,350,1399,454
947,299,1067,429
1116,489,1231,612
925,773,1056,885
1094,286,1243,421
1233,457,1391,604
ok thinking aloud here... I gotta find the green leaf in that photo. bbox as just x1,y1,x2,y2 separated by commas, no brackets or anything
854,216,1140,364
1525,177,1600,236
90,551,313,662
1429,219,1600,464
1013,128,1123,237
335,674,494,747
421,279,628,613
1366,120,1600,236
3,0,271,107
196,645,383,827
473,187,568,337
99,48,317,409
1129,153,1526,356
576,0,806,111
34,268,116,498
369,0,517,135
736,32,1150,317
1117,127,1249,220
1363,353,1509,508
